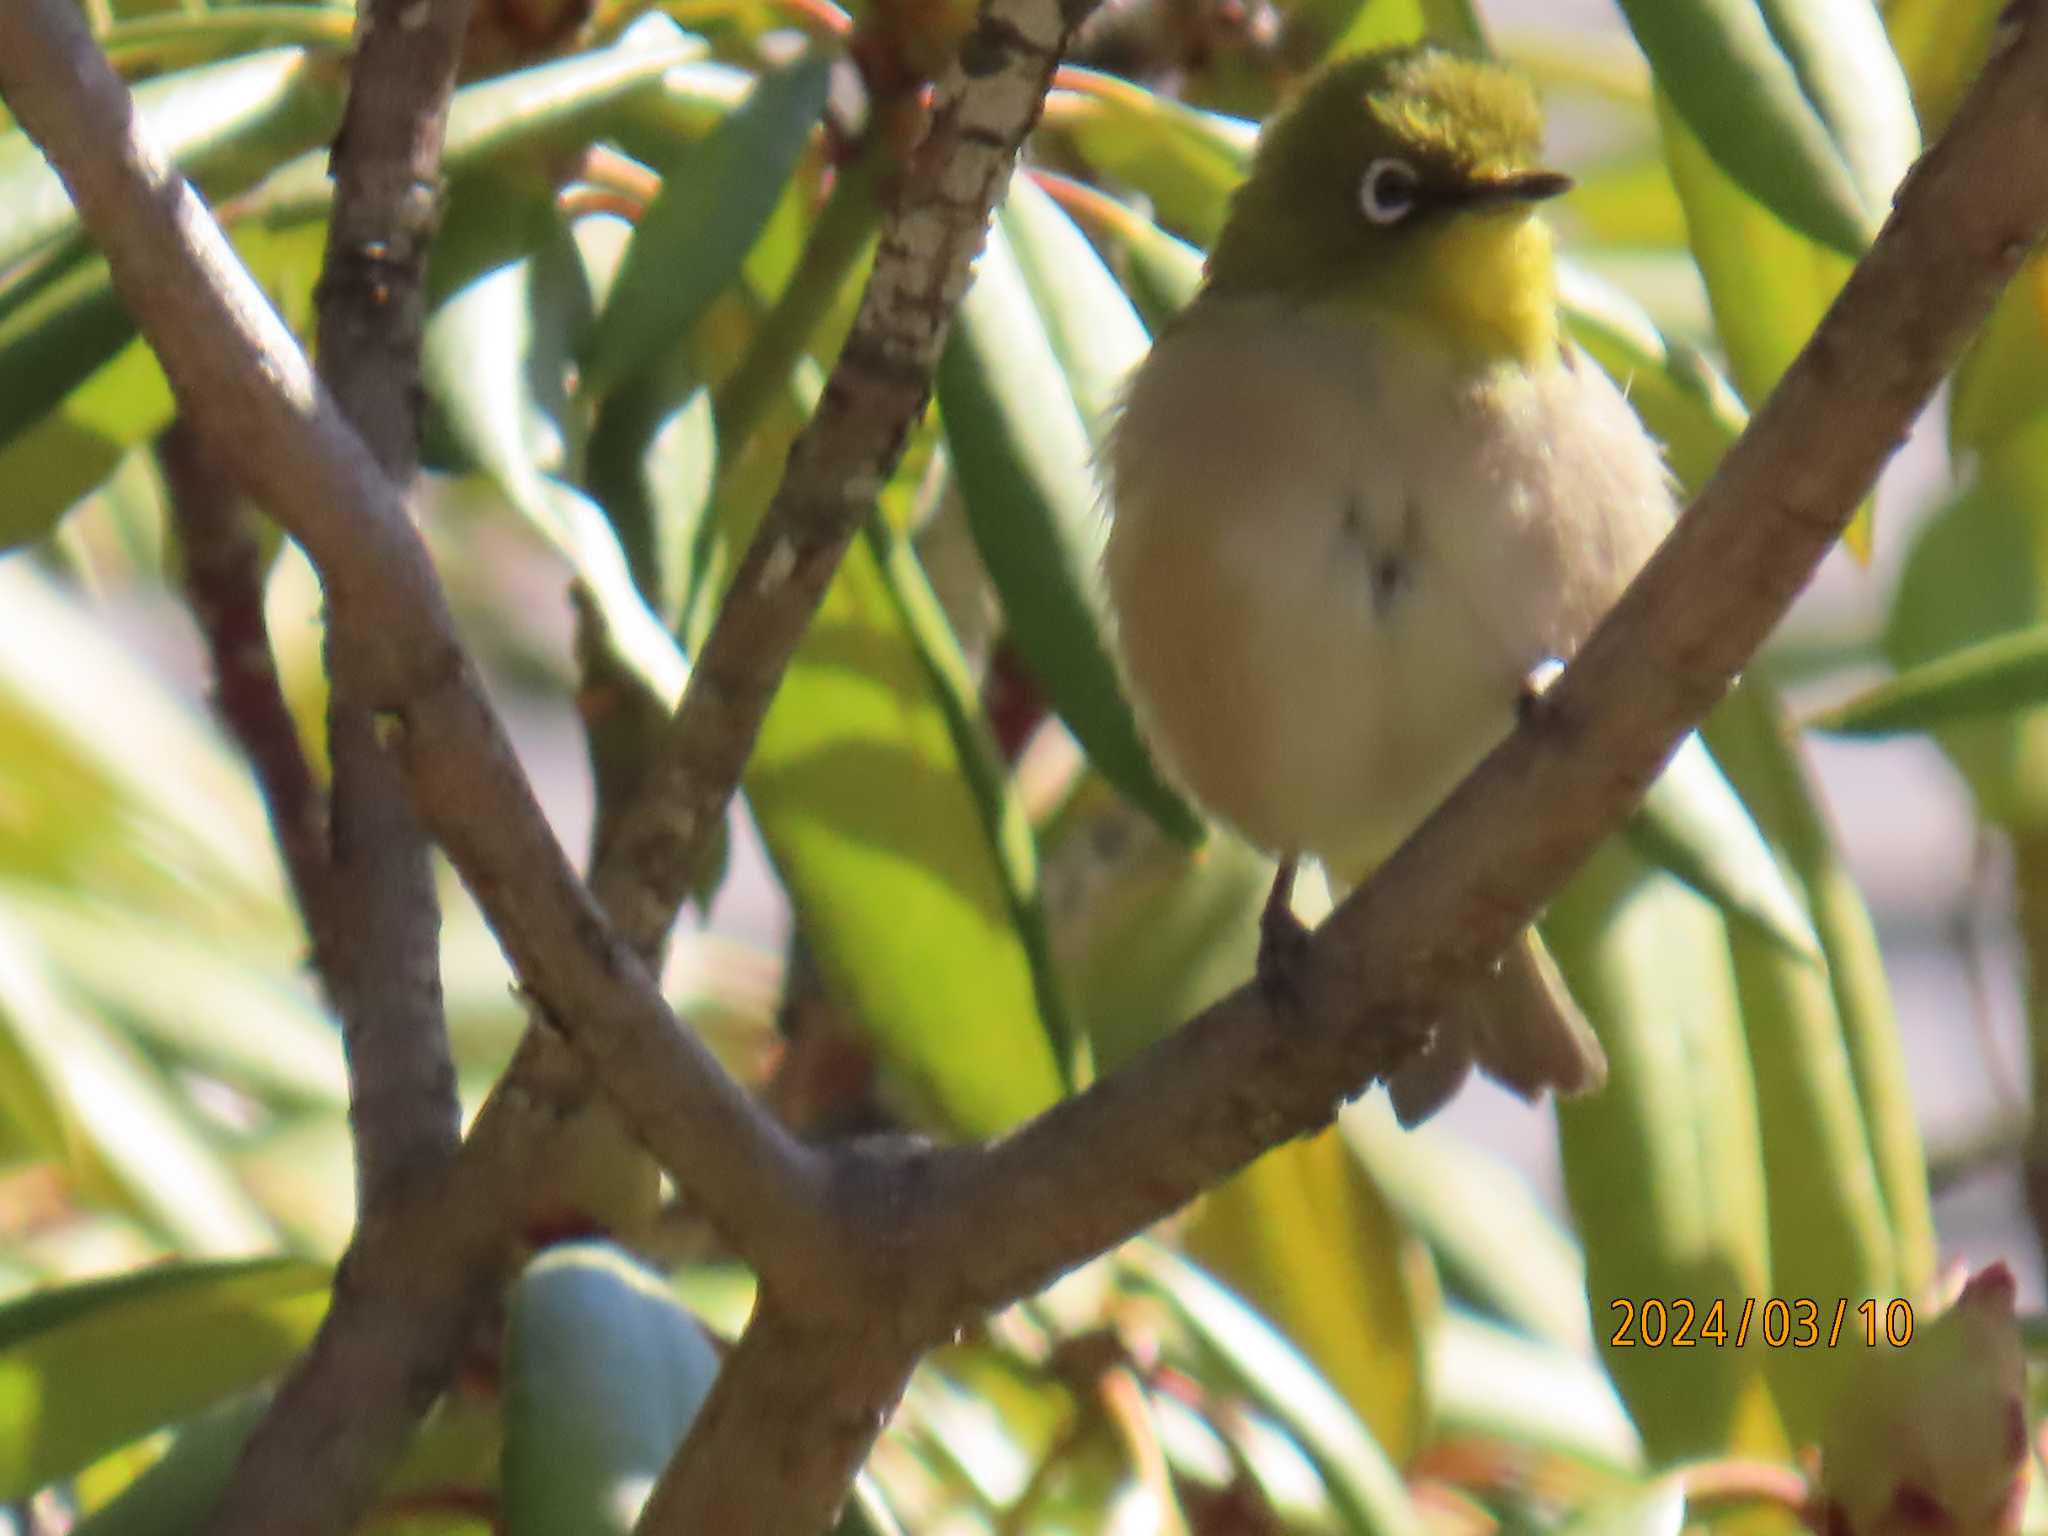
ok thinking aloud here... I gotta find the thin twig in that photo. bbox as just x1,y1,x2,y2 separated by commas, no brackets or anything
157,419,331,921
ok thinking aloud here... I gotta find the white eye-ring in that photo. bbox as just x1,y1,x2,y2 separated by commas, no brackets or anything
1359,156,1420,224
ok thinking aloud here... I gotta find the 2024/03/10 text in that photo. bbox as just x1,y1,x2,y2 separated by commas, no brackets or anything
1608,1296,1914,1349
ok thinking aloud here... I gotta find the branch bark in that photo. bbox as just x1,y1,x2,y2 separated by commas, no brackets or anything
201,5,473,1531
308,0,468,1213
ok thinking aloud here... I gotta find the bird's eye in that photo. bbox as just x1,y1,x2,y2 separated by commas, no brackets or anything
1359,157,1420,224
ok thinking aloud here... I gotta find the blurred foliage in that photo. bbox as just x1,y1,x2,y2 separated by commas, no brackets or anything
0,0,2042,1532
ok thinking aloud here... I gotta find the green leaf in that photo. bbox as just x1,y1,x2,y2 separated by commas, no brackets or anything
1948,254,2048,466
0,1259,327,1499
1327,0,1488,55
1025,172,1206,331
1546,844,1776,1463
745,537,1071,1133
503,1243,722,1536
1877,446,2048,830
68,1394,270,1536
421,228,690,708
580,54,832,397
1654,88,1871,554
1126,1243,1429,1536
1884,0,2004,135
1818,624,2048,737
939,205,1202,846
1710,681,1930,1300
1616,0,1919,257
865,520,1088,1093
0,559,282,907
1181,1132,1429,1466
0,335,174,553
238,20,706,227
1626,730,1821,960
0,47,338,274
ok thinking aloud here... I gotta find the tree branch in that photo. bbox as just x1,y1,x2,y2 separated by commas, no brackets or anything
307,0,469,1213
200,6,473,1530
586,1,1079,954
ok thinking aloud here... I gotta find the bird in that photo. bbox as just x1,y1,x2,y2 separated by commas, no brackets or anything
1100,44,1675,1124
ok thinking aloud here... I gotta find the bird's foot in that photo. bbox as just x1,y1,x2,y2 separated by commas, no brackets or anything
1256,857,1313,1017
1517,655,1567,725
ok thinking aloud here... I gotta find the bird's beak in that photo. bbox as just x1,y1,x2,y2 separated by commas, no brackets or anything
1456,170,1574,209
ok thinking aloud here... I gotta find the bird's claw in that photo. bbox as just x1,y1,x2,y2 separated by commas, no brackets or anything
1517,655,1567,724
1256,858,1314,1017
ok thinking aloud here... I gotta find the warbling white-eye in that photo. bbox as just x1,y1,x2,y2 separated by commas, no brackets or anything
1103,45,1673,1122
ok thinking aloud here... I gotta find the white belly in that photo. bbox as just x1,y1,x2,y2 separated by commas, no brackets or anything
1102,299,1675,880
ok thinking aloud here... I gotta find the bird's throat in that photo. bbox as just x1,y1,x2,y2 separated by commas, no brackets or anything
1341,213,1560,368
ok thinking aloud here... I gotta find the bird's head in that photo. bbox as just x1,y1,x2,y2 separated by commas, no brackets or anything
1205,46,1571,364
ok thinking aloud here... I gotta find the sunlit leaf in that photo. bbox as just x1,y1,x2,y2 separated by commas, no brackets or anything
1949,253,2048,464
1884,0,2003,135
1328,0,1487,55
1181,1132,1429,1465
940,196,1202,846
1711,680,1933,1300
67,1394,269,1536
1558,1475,1688,1536
1819,626,2048,738
1547,844,1778,1462
3,890,346,1110
503,1243,722,1536
1617,0,1918,257
0,560,281,907
1627,731,1820,961
746,536,1071,1132
1655,90,1870,554
0,1258,326,1498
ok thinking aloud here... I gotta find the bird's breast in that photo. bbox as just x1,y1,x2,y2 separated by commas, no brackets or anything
1102,299,1672,876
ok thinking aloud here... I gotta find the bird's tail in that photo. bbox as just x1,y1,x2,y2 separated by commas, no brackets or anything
1385,926,1606,1126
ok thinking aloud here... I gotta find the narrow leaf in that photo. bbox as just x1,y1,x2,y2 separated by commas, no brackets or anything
580,55,831,397
1547,845,1779,1463
1818,624,2048,737
1626,730,1821,961
421,230,689,708
0,48,334,273
939,212,1203,846
1616,0,1918,257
